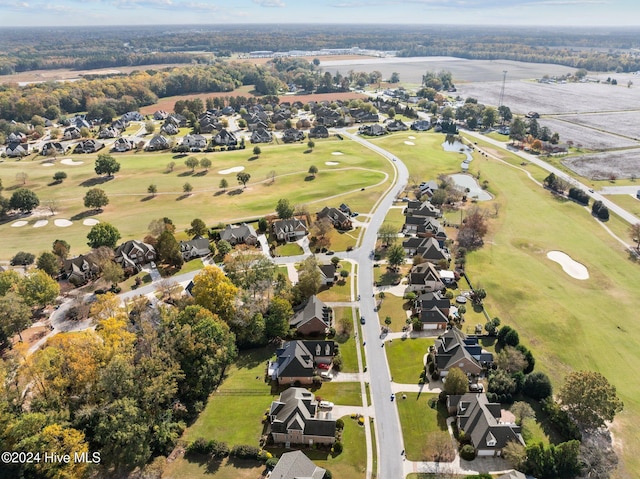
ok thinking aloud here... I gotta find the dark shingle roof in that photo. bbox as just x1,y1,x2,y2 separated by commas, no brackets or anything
270,451,325,479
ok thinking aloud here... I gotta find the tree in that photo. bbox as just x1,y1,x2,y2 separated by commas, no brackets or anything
94,154,121,177
497,325,519,347
144,121,156,134
294,256,322,301
265,297,293,339
510,401,535,426
52,171,67,183
19,269,60,308
84,188,109,211
377,222,398,246
156,230,183,268
147,184,157,197
558,371,623,431
185,156,199,172
191,265,238,323
387,243,406,270
482,107,498,129
484,317,501,335
390,72,400,83
384,316,392,327
311,217,333,251
523,371,553,400
252,146,261,156
496,346,527,374
502,440,526,470
275,198,295,219
167,161,176,172
509,117,527,141
387,107,396,119
183,182,193,194
307,140,315,150
219,178,229,191
187,218,207,237
308,165,318,178
216,239,232,258
237,172,251,188
101,261,124,287
258,217,268,233
37,252,59,277
200,157,211,171
443,367,469,395
11,251,35,266
87,222,121,249
630,223,640,251
9,188,39,213
16,172,28,185
498,105,513,123
457,207,489,249
0,269,21,296
0,292,32,341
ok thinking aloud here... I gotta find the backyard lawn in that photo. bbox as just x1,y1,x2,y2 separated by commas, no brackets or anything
162,456,264,479
317,261,352,302
386,338,433,385
311,382,362,407
397,393,451,462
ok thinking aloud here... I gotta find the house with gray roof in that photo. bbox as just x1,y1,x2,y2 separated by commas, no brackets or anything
63,126,81,140
42,142,64,157
435,328,493,378
358,124,387,136
270,340,335,385
181,134,207,150
282,128,306,143
290,295,332,336
114,240,156,275
272,218,308,243
405,200,442,219
406,261,444,293
250,127,273,144
6,142,29,157
179,237,210,260
318,264,336,286
448,393,525,457
63,254,100,285
113,137,136,152
146,135,171,151
411,119,432,131
220,223,258,246
73,139,104,154
403,236,450,263
270,451,325,479
317,206,352,231
268,388,336,446
213,128,238,147
308,125,329,138
386,119,409,132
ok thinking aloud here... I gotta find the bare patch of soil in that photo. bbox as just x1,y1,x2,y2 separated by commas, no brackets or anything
562,149,640,180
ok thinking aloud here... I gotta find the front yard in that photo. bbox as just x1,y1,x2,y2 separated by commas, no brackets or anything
386,337,434,385
332,307,360,373
317,261,353,302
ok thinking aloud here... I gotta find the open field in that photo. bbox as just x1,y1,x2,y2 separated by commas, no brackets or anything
554,111,640,142
457,79,640,115
605,193,640,219
539,118,639,150
321,57,577,85
382,136,640,477
397,393,450,462
0,138,392,260
562,149,640,180
162,456,264,479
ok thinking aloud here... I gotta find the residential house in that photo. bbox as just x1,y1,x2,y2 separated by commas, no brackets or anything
221,106,235,115
419,306,449,330
121,111,144,122
153,110,169,120
296,118,312,130
269,451,325,479
282,128,306,143
198,111,221,133
308,125,329,138
179,237,210,260
41,142,64,157
318,264,336,286
414,290,452,330
73,139,104,154
406,261,444,293
314,107,341,127
272,218,308,242
349,108,379,123
212,128,238,147
403,217,447,244
418,181,439,199
448,393,525,457
269,340,336,385
63,126,81,140
62,255,100,285
358,124,387,136
7,132,26,144
386,119,409,131
403,237,450,263
97,127,119,139
250,127,273,144
290,295,332,336
113,137,136,152
181,134,207,150
146,135,171,151
114,240,156,275
411,120,432,131
434,327,493,378
316,206,352,230
268,388,336,446
160,123,179,136
219,223,258,246
5,142,28,157
404,200,441,219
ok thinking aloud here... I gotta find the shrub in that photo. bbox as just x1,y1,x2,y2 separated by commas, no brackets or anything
335,418,345,430
460,444,476,460
358,416,365,425
186,438,211,455
541,397,582,441
11,251,35,266
523,371,553,400
231,444,260,459
332,441,343,455
257,450,273,462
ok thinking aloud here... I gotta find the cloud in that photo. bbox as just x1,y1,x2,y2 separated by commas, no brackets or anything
253,0,285,7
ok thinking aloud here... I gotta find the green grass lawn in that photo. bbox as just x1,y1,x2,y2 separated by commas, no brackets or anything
162,456,264,479
376,294,411,332
382,206,405,232
310,382,362,407
397,393,451,462
0,138,392,261
386,338,433,385
333,307,359,373
605,193,640,220
317,262,352,302
328,227,361,251
275,242,304,256
183,346,277,447
378,134,640,474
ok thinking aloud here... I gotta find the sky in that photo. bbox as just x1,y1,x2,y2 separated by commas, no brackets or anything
0,0,638,27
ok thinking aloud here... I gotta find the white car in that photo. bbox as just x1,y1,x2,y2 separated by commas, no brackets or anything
319,401,334,409
320,371,334,380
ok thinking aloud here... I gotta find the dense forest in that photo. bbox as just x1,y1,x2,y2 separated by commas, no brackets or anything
2,25,640,75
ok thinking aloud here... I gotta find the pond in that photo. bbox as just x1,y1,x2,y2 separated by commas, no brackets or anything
450,173,492,201
442,140,473,163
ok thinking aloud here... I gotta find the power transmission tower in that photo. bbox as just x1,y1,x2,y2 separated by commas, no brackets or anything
498,70,508,108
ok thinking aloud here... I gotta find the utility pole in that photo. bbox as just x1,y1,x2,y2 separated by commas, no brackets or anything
498,70,508,108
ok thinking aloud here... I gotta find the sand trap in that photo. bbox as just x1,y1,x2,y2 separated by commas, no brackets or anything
404,141,415,146
83,218,100,226
325,161,340,166
54,219,73,227
11,220,28,228
547,251,589,280
408,136,416,140
41,162,55,167
331,152,344,156
60,159,84,166
218,166,245,174
33,220,48,228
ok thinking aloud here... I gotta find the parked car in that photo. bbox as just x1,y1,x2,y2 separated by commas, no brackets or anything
320,371,334,380
360,316,366,324
319,401,334,409
317,363,330,370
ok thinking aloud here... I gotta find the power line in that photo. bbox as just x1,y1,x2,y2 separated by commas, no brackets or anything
498,70,508,108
